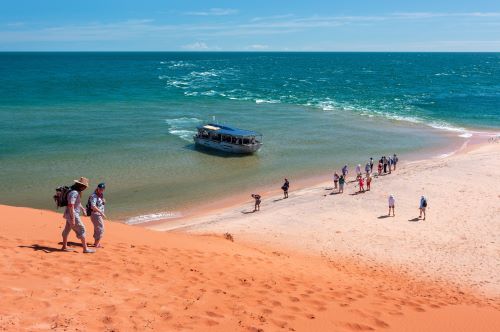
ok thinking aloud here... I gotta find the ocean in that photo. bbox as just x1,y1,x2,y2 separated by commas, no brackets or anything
0,52,499,221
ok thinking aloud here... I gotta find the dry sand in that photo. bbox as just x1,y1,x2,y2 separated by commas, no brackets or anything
0,205,499,331
152,141,500,299
0,141,499,331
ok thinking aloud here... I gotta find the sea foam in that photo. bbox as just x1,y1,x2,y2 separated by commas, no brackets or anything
125,211,181,225
165,117,200,142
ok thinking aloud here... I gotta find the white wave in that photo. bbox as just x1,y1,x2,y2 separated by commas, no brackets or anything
125,211,181,225
437,152,455,158
201,90,217,96
165,80,190,89
189,70,219,78
165,117,200,142
255,99,280,104
168,61,195,69
308,98,477,138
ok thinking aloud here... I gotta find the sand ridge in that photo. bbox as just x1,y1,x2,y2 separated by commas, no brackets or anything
0,205,499,331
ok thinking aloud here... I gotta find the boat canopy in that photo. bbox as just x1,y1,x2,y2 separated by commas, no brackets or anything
197,123,262,137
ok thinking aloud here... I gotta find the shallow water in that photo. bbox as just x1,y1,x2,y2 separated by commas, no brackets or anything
0,52,498,220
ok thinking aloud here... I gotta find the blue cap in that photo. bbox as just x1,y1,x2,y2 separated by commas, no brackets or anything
97,182,106,189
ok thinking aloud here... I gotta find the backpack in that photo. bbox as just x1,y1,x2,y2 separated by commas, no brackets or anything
86,196,93,217
422,199,427,207
53,186,71,208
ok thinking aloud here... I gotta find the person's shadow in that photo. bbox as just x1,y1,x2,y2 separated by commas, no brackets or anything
408,217,420,222
18,244,66,253
377,215,391,219
241,210,257,214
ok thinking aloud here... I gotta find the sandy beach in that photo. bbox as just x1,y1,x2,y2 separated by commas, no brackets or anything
0,140,499,331
150,140,500,298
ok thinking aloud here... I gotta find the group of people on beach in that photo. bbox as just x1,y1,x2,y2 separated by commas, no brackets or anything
250,153,428,220
61,177,107,253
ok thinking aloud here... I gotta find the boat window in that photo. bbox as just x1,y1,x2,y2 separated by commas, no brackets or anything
243,138,249,144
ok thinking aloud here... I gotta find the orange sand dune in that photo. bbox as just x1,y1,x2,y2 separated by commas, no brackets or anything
0,205,499,331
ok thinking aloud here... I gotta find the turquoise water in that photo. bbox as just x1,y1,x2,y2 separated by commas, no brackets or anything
1,52,499,220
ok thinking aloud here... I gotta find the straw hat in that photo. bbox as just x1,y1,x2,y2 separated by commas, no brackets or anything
74,177,89,187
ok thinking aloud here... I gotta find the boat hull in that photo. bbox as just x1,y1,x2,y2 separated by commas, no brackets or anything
194,137,262,154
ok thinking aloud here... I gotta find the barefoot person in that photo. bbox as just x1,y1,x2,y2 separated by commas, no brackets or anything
342,164,348,180
393,154,399,171
281,178,289,199
88,182,107,248
338,175,346,193
388,194,395,217
356,164,362,178
252,194,261,211
419,196,427,220
358,176,365,193
62,177,95,253
366,172,372,191
333,172,339,190
365,162,371,176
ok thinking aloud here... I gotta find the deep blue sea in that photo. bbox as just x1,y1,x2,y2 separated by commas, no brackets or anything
1,52,499,220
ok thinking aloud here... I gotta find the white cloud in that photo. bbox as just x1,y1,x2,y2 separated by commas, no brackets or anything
247,44,269,50
1,12,499,50
181,42,209,50
392,12,500,19
5,22,26,27
250,14,295,22
185,8,238,16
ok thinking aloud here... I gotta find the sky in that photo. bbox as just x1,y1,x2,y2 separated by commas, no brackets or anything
1,0,500,51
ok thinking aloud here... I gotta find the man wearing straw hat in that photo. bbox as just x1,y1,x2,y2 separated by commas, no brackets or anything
62,177,95,253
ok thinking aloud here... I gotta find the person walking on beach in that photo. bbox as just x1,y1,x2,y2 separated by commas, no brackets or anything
388,156,392,174
419,196,427,220
377,161,382,175
383,156,388,173
252,194,261,211
356,164,362,178
338,175,346,193
333,172,339,190
281,178,289,199
369,158,374,172
365,162,371,176
87,182,107,248
393,154,399,171
62,177,95,253
388,194,395,217
342,165,348,180
366,172,372,191
358,176,365,193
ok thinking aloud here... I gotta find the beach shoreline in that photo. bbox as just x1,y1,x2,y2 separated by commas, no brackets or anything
148,136,500,299
133,126,496,227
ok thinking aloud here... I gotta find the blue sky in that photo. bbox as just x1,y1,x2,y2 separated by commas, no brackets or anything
1,0,499,51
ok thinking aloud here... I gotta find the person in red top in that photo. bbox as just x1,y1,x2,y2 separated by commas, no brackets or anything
358,176,365,193
366,173,372,191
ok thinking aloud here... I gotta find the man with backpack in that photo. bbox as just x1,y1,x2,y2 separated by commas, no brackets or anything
61,177,95,253
281,178,289,199
419,196,428,220
87,182,107,248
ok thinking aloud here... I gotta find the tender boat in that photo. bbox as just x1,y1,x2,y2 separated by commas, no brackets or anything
194,123,263,154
